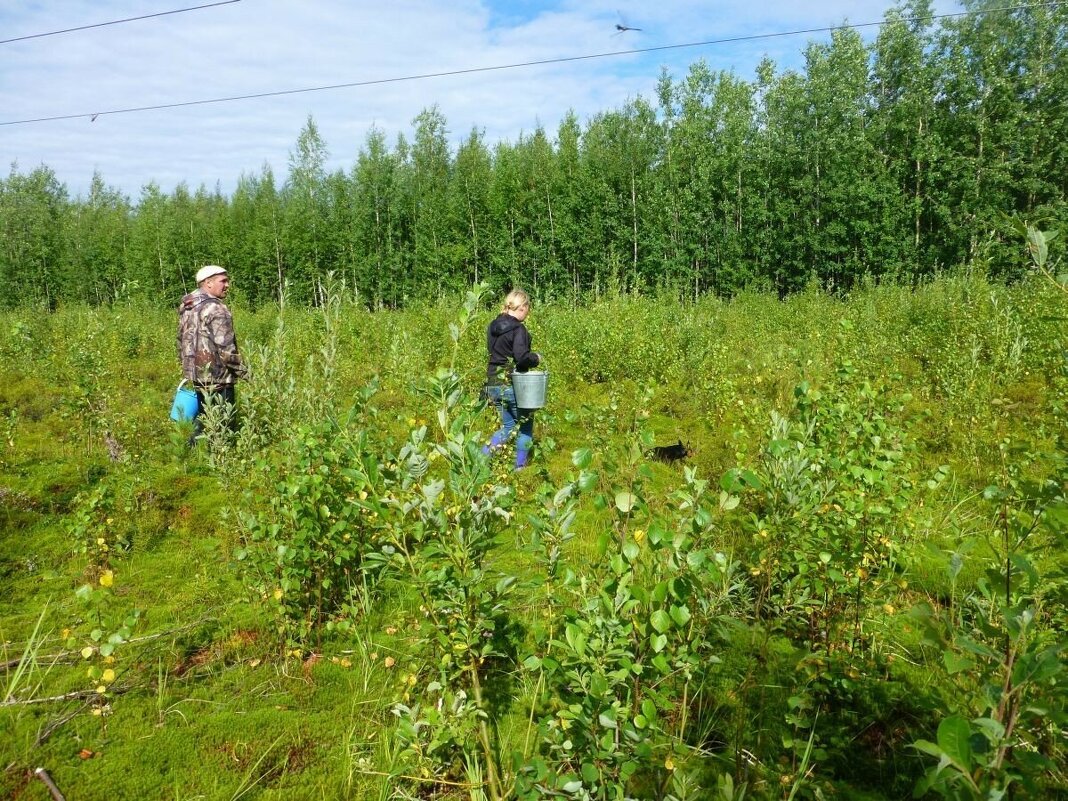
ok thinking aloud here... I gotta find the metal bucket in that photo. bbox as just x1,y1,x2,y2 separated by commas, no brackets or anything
512,370,548,409
170,380,200,422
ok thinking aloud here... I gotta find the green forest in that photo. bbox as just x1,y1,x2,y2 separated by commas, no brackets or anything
2,0,1067,308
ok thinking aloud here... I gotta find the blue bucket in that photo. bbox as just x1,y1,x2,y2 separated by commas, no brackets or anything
170,381,199,422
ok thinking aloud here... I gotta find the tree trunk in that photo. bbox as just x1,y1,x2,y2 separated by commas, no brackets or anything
631,170,639,288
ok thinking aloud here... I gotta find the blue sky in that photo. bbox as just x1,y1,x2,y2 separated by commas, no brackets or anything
0,0,961,199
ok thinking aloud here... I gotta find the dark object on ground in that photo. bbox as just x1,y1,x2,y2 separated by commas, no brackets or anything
652,440,690,462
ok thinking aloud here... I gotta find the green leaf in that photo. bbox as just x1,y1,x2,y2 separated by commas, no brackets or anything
496,575,517,594
685,550,706,569
647,524,666,546
564,623,586,657
590,672,608,697
1023,646,1064,683
936,715,973,772
721,468,761,493
720,470,740,492
551,487,576,504
622,539,640,563
650,633,667,653
955,635,998,660
972,716,1005,745
572,448,593,469
669,604,691,627
595,531,611,559
650,609,672,633
943,651,975,675
668,577,690,601
615,492,637,513
526,757,548,782
911,739,944,759
581,762,599,784
522,655,542,670
1026,226,1050,267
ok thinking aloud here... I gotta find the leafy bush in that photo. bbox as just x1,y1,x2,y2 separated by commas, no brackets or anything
236,412,388,646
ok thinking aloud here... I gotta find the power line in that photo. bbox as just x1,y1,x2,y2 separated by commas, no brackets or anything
1,1,1061,127
0,0,242,45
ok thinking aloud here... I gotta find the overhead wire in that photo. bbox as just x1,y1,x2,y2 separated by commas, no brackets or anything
0,1,1062,127
0,0,242,45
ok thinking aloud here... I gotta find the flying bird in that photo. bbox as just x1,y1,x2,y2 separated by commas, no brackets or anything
614,11,641,34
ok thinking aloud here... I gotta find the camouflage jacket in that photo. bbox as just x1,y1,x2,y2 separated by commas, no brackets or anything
176,290,246,387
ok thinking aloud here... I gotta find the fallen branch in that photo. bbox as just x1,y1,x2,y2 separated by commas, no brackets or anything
348,765,483,790
1,690,96,708
35,767,66,801
17,630,251,749
8,674,149,711
1,618,218,670
36,699,93,747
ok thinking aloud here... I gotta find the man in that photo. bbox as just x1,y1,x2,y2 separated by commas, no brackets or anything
177,265,246,440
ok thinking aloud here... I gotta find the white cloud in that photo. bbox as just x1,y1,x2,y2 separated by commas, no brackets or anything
0,0,962,198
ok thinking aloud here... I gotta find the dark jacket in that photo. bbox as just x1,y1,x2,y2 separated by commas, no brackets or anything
486,313,539,383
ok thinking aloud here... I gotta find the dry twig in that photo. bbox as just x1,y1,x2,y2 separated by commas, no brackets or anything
35,767,66,801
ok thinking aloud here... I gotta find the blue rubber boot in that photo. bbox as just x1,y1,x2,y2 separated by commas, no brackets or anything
514,433,533,470
482,431,506,456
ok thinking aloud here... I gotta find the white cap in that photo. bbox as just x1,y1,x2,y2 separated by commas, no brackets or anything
195,264,227,284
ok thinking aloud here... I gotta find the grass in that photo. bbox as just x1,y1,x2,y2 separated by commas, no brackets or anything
1,273,1065,799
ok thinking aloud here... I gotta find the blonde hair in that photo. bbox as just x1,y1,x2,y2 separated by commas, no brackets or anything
502,289,530,313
